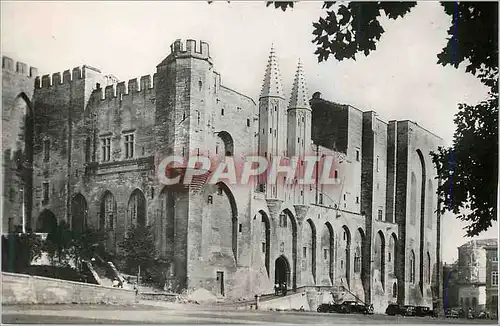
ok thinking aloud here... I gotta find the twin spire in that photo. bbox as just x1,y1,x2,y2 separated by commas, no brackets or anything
260,45,284,99
259,45,310,110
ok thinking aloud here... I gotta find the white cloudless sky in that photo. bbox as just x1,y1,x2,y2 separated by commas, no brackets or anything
1,1,497,263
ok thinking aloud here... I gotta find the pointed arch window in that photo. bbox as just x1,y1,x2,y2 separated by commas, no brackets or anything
101,192,116,230
410,250,416,283
354,246,361,273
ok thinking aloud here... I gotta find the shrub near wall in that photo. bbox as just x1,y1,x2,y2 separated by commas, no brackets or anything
2,272,136,305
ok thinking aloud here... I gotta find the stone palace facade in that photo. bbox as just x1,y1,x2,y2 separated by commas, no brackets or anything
2,39,443,312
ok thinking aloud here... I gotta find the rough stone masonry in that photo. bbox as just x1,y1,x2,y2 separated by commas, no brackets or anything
1,39,443,313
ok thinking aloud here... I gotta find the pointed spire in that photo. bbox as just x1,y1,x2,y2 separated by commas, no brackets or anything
288,59,311,110
260,45,284,99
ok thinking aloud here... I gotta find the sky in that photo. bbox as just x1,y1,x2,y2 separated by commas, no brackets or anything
1,1,497,263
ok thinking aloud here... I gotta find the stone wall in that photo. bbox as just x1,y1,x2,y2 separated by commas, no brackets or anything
2,272,136,305
2,56,37,232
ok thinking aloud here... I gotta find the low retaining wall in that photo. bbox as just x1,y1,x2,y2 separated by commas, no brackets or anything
2,272,136,305
259,292,310,311
139,292,179,302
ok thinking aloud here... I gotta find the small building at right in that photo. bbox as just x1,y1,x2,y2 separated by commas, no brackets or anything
454,239,498,316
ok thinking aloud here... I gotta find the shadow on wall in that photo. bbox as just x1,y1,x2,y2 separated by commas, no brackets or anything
372,269,388,313
408,285,424,306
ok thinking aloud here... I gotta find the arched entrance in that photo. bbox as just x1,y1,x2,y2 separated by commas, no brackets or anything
71,193,88,233
275,255,291,289
36,209,57,233
258,210,271,276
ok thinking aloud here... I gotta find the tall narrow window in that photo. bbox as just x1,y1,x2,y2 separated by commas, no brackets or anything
85,137,91,162
356,150,360,162
101,136,112,162
354,247,361,273
124,133,135,159
376,157,379,171
247,119,250,127
492,271,498,286
42,182,49,204
378,209,383,221
43,139,50,162
410,250,416,283
103,192,115,230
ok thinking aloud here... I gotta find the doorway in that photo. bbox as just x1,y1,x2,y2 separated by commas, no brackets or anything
275,255,291,289
216,271,224,296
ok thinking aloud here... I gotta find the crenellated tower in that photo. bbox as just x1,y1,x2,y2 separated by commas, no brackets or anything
154,39,214,292
287,59,312,204
257,46,287,197
155,39,213,162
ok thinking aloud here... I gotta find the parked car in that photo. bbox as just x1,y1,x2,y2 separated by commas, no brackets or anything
445,308,460,318
337,301,374,314
476,310,490,319
415,306,435,317
317,303,336,313
386,304,401,316
400,305,417,316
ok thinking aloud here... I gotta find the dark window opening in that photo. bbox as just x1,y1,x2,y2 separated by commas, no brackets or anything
42,182,49,204
124,133,134,159
85,137,91,162
43,139,50,162
101,137,111,162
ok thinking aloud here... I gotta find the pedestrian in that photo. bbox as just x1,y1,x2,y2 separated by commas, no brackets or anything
274,283,279,296
112,278,119,288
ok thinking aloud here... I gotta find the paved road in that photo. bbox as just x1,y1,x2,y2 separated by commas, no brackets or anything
2,304,498,325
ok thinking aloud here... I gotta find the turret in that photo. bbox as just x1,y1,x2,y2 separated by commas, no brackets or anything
257,45,287,198
157,39,212,67
154,38,215,291
287,59,312,205
287,59,312,156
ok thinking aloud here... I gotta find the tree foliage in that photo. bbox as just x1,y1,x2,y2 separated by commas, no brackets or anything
119,224,167,289
70,227,107,270
119,224,158,276
45,222,105,268
431,79,498,237
45,221,73,266
265,1,498,236
2,231,44,272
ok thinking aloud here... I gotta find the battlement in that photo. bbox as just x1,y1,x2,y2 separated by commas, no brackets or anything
34,65,98,89
2,56,37,78
96,74,154,101
170,39,210,57
158,39,211,67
